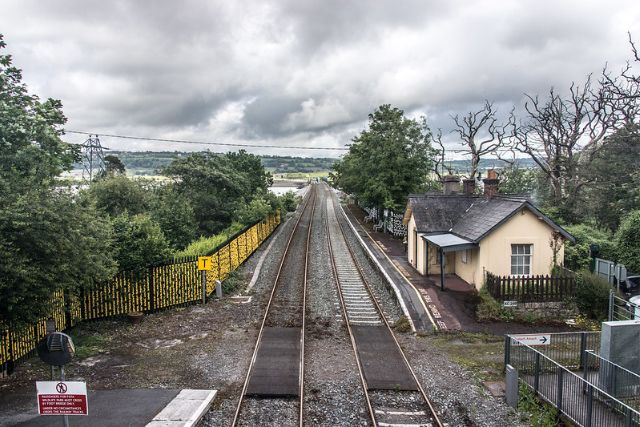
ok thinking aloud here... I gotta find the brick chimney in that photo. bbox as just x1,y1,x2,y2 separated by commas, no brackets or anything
483,169,499,199
462,178,476,195
443,175,460,195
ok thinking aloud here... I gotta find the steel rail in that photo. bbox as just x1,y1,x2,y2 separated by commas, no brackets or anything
298,185,314,427
232,185,317,427
324,198,378,425
326,186,444,427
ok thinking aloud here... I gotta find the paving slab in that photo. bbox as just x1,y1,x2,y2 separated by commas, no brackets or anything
245,326,301,397
351,325,417,391
12,389,179,427
147,389,216,427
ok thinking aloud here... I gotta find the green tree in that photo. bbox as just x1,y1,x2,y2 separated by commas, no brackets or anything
615,210,640,273
97,154,126,178
578,125,640,231
163,151,271,235
564,224,616,271
150,185,197,250
498,166,538,195
0,35,116,325
87,175,150,217
225,149,273,192
111,213,172,272
333,104,436,213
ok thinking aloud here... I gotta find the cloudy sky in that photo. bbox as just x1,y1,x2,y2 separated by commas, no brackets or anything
2,1,639,158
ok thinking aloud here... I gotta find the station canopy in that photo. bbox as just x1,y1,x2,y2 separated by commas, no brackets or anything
419,233,477,253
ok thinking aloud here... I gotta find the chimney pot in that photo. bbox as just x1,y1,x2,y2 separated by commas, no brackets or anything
443,175,460,195
463,179,476,195
483,170,499,199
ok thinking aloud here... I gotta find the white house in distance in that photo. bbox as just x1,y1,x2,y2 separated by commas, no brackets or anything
402,172,575,290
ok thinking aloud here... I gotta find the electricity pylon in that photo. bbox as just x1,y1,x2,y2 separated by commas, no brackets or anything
81,134,106,181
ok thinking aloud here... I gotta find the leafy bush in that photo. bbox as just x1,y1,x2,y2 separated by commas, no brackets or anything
564,224,616,271
279,191,299,213
150,186,197,250
235,197,273,225
518,383,559,427
476,287,515,322
575,270,611,321
221,270,242,294
88,175,150,217
111,213,172,271
615,210,640,273
175,222,245,257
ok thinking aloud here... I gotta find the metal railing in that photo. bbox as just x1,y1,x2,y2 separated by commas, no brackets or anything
506,334,640,426
505,332,600,370
584,350,640,411
609,291,640,322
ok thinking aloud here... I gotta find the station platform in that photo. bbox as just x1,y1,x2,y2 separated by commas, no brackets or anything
341,203,479,332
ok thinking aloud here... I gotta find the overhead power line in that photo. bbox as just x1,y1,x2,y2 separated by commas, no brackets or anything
64,130,350,151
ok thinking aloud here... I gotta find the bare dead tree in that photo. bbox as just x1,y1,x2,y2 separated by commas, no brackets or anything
602,33,640,100
514,75,625,211
432,129,453,181
451,101,511,180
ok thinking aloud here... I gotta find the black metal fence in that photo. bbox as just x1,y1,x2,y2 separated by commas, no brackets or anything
506,334,640,426
487,271,576,302
584,350,640,411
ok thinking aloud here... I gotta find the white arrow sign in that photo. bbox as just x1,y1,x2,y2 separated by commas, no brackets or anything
511,334,551,346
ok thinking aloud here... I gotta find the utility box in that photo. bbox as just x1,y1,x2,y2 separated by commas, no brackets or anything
600,320,640,374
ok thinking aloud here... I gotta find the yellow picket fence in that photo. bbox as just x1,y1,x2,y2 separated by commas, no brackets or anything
0,212,280,377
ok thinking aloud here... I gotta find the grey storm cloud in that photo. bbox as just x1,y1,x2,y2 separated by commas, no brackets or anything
1,0,639,156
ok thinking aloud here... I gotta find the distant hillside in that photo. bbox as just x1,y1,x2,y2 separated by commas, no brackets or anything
74,151,535,176
84,151,337,174
443,157,536,174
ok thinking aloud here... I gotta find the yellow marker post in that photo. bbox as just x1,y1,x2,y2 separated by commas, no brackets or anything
198,256,212,304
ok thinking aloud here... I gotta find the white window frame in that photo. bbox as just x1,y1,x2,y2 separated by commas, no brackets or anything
511,244,533,276
461,249,468,264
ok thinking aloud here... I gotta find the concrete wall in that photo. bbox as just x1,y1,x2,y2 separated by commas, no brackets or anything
600,320,640,375
475,208,566,288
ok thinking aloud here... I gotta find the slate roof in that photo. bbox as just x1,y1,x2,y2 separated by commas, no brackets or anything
407,194,574,243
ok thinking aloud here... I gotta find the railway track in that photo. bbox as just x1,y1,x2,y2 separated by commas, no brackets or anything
325,190,443,427
232,184,317,427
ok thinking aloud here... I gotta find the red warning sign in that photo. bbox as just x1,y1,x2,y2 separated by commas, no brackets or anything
36,381,88,416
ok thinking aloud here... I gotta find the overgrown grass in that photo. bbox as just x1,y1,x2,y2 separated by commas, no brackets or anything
393,316,411,333
69,329,113,359
221,270,243,294
431,331,505,383
518,383,562,426
175,222,245,257
476,286,516,322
